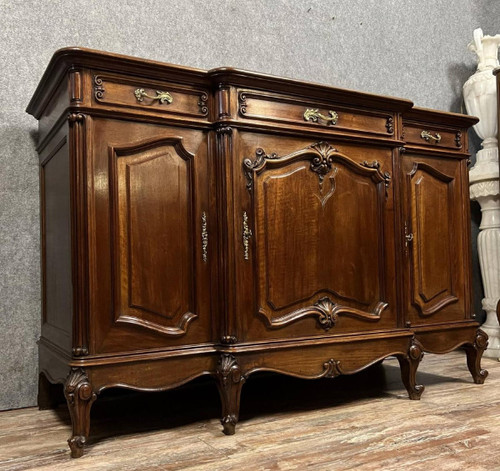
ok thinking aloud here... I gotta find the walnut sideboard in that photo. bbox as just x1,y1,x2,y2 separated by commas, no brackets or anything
27,48,488,458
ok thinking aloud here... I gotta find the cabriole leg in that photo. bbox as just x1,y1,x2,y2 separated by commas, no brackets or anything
215,354,246,435
464,329,489,384
397,338,425,400
64,368,96,458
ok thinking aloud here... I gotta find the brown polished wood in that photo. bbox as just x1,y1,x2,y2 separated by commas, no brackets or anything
27,47,486,458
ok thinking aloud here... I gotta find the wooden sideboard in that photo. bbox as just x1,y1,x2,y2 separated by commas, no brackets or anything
27,48,488,458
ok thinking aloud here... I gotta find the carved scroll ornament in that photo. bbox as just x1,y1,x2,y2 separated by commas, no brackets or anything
262,296,388,331
243,141,390,193
243,141,391,204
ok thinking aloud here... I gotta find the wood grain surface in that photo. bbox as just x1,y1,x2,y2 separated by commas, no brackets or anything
1,351,498,471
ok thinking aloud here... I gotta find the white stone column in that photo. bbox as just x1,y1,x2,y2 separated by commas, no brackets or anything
470,157,500,359
464,28,500,359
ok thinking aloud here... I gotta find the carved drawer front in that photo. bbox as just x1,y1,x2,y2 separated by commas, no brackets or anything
238,90,394,137
403,122,463,152
93,72,209,120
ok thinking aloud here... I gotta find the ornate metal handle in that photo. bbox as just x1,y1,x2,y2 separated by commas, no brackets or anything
404,222,414,247
201,212,208,263
420,130,441,143
242,211,252,261
304,109,338,125
134,88,173,104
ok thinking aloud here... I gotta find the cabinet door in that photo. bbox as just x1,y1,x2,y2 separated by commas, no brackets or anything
89,118,214,353
402,154,470,326
235,135,398,341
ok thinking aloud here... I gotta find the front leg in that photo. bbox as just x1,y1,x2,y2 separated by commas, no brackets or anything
464,329,489,384
397,338,425,400
64,368,96,458
215,354,246,435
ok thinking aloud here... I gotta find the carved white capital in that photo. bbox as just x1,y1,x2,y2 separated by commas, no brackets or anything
469,134,499,230
470,181,500,200
469,147,499,184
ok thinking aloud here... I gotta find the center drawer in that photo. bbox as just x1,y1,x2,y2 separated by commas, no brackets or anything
237,89,395,137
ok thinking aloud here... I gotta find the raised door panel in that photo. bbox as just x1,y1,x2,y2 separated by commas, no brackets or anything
236,135,398,341
112,139,196,335
89,119,213,353
403,155,467,325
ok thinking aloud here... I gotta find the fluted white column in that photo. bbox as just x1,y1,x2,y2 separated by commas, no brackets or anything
473,183,500,359
464,28,500,360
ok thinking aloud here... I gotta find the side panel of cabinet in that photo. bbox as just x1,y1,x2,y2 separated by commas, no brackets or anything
39,125,73,352
231,132,399,342
402,154,469,325
88,117,215,353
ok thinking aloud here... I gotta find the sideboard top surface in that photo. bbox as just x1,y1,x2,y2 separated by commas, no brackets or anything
404,106,478,127
27,46,417,119
26,47,479,146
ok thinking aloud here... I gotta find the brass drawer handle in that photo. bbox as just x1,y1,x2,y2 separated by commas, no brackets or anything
134,88,173,104
201,212,208,263
304,109,338,125
243,211,252,261
420,130,441,143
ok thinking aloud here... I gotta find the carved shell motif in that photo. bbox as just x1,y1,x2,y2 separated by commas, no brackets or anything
314,297,338,330
217,353,243,386
309,142,337,178
64,368,95,405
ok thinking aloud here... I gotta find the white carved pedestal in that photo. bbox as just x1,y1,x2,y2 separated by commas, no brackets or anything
464,28,500,360
470,154,500,359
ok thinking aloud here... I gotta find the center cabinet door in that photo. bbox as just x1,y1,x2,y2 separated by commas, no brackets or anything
234,134,399,342
89,119,214,354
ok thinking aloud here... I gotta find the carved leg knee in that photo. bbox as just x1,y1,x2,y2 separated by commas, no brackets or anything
464,329,489,384
64,368,96,458
397,339,425,400
38,372,64,410
215,354,245,435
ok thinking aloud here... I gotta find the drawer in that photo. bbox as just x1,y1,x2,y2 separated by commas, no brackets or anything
237,89,395,137
92,72,209,120
403,122,463,151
